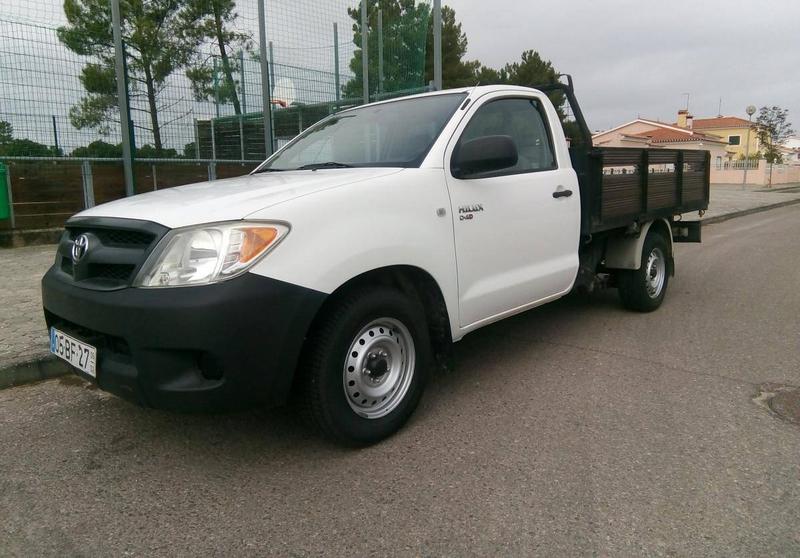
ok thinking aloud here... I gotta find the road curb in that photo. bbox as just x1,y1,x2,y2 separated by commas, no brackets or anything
0,356,70,390
703,197,800,225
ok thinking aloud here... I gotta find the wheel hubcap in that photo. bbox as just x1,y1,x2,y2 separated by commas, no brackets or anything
343,318,415,419
645,247,666,299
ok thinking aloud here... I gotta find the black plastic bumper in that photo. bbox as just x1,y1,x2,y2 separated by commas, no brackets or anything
41,268,326,411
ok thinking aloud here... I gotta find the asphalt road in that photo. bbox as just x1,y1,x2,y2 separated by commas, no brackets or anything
2,206,799,557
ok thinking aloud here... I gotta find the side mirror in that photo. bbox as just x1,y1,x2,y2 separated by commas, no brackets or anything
452,135,518,179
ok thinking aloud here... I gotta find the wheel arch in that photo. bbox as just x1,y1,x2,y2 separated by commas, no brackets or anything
604,218,674,273
298,265,454,384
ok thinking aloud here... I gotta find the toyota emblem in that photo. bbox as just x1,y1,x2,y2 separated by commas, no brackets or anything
71,234,89,264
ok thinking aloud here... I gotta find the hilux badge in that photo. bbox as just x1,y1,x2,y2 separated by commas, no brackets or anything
71,234,89,264
458,204,484,221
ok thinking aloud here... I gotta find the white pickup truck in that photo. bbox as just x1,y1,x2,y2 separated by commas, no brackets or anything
42,78,709,445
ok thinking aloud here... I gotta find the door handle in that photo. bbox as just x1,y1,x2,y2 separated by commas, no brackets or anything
552,189,573,199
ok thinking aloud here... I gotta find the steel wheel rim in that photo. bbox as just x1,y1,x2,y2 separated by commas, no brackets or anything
645,247,666,298
343,317,415,419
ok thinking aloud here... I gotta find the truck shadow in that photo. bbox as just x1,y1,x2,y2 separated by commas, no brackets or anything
58,288,626,464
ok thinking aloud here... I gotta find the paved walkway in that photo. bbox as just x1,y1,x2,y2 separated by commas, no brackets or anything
688,183,800,222
1,245,55,369
1,183,799,376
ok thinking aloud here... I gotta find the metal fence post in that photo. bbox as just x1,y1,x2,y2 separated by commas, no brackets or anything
213,57,220,118
239,115,245,161
333,23,340,104
4,165,15,229
110,0,135,197
269,41,275,92
211,120,217,161
152,163,158,190
377,8,383,95
193,118,200,159
433,0,442,90
208,161,217,182
239,50,247,114
51,115,59,154
361,0,369,104
257,0,274,156
81,160,95,209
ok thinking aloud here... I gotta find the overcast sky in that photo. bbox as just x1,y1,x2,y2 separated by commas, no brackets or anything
3,0,797,151
446,0,800,132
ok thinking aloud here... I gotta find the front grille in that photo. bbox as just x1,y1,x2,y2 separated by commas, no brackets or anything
69,228,154,247
56,218,168,290
88,263,137,281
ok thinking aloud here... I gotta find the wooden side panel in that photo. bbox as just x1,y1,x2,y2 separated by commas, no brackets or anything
589,147,710,233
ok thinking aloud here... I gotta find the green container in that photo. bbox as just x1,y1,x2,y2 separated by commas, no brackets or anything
0,162,9,221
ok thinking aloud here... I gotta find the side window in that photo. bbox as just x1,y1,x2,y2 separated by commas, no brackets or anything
457,98,557,175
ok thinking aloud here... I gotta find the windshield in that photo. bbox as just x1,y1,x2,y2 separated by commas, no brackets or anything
257,93,466,171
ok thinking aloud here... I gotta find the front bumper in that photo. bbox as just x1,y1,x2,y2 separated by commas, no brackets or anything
42,268,326,411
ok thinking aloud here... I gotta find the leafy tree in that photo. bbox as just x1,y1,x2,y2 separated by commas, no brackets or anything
0,139,62,157
505,50,567,122
0,121,12,145
136,144,178,158
423,6,480,88
756,106,794,164
471,64,507,85
70,140,123,158
0,121,62,157
184,141,198,158
182,0,253,115
58,0,202,155
503,50,559,89
343,0,432,99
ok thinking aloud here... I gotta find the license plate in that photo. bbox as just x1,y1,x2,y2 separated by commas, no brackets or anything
50,327,97,378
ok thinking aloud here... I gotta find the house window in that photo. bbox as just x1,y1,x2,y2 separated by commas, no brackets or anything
729,135,741,145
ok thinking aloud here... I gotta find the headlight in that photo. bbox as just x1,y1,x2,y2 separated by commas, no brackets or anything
133,221,289,288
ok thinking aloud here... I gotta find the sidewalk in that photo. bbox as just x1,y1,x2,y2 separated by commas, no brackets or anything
686,183,800,222
1,183,799,386
0,244,64,386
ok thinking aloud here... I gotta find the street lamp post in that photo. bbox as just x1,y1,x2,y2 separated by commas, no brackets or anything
742,105,756,189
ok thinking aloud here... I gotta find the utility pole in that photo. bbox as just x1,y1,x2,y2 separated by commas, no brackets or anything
433,0,442,90
361,0,369,104
111,0,134,196
257,0,274,156
743,105,756,189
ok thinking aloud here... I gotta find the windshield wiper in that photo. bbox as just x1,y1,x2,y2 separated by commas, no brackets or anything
252,167,289,174
296,161,354,170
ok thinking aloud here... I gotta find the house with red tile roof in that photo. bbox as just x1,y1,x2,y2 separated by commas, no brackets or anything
592,116,729,164
673,110,760,159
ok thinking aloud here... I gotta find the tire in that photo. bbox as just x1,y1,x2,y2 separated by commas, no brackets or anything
617,230,670,312
297,286,431,446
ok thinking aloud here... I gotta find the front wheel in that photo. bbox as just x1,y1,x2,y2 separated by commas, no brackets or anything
617,230,670,312
297,287,430,446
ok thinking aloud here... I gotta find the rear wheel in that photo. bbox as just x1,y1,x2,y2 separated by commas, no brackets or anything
617,230,670,312
298,287,430,446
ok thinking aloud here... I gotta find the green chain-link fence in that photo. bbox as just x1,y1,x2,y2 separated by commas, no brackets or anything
0,0,435,230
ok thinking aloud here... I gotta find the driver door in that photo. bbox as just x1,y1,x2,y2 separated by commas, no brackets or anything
444,93,581,328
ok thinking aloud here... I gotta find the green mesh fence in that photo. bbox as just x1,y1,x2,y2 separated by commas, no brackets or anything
1,0,432,162
0,0,433,230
